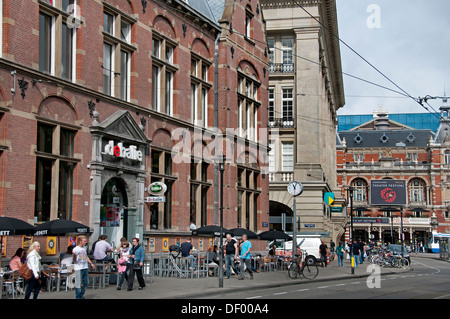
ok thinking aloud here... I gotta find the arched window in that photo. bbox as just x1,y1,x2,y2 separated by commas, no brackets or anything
409,178,426,203
444,150,450,165
351,178,368,203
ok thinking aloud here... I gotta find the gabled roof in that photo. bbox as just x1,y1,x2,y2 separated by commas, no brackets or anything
350,118,414,131
338,129,434,149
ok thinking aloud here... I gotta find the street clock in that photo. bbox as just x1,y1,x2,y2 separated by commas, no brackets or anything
287,181,303,197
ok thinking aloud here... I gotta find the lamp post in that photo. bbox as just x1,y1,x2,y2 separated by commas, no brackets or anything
219,154,225,288
349,186,354,275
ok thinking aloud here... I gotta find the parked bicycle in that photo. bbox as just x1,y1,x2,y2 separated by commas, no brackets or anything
288,249,319,280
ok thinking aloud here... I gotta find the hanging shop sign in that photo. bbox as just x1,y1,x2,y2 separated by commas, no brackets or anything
148,182,167,196
102,140,143,162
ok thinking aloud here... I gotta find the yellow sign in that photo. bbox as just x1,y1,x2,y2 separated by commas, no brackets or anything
47,236,57,255
162,237,169,252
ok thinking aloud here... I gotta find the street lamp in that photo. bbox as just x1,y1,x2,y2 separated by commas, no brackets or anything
348,186,354,275
219,153,225,288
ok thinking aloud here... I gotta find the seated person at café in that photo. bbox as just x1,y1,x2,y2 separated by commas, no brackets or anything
181,238,195,269
60,245,74,274
9,248,25,271
93,234,115,263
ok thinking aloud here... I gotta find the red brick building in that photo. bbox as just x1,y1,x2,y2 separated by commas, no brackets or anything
0,0,269,257
336,106,450,250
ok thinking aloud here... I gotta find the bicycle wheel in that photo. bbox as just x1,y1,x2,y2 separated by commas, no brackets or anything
288,262,300,279
301,264,319,280
400,258,410,269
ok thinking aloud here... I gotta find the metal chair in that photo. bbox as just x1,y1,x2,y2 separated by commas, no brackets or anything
3,270,21,299
263,257,276,272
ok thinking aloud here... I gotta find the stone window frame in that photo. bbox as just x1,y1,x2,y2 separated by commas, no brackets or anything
190,52,212,127
237,165,261,231
38,0,80,82
151,30,178,116
102,2,137,101
34,117,81,222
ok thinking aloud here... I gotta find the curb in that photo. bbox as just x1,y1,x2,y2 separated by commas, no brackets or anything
165,267,409,299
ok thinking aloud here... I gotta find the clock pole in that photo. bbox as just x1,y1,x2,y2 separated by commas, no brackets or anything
292,194,297,258
288,181,303,258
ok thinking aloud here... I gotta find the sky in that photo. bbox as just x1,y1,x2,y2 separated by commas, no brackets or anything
335,0,450,115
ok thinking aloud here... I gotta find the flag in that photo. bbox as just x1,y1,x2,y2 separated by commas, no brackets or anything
324,192,334,205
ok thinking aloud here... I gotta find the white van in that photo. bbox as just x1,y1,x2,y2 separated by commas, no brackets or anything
271,236,322,265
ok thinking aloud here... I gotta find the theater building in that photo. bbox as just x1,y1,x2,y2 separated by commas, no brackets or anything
337,105,450,246
0,0,269,256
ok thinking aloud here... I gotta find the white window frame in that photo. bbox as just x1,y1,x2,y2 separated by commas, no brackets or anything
281,142,294,172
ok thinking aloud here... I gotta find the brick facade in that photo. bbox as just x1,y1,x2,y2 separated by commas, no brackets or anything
0,0,269,258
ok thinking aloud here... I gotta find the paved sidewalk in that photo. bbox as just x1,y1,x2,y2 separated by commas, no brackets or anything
37,257,409,300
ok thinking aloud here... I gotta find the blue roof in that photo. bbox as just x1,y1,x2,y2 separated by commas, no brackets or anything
183,0,224,25
338,113,441,132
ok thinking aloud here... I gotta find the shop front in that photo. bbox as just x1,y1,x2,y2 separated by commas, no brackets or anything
88,111,150,246
352,216,433,246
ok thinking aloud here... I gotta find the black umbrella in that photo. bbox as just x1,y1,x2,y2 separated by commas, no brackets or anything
34,219,91,255
0,216,36,263
0,216,36,235
258,230,292,241
230,227,258,239
192,225,232,237
34,219,90,236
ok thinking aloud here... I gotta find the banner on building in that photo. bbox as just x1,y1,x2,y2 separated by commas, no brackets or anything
370,180,406,206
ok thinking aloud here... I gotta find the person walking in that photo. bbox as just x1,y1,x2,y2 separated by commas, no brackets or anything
72,235,95,299
127,237,145,291
336,242,345,267
224,233,239,279
238,234,253,280
25,242,46,299
358,240,365,264
351,240,360,268
117,240,131,290
319,240,329,267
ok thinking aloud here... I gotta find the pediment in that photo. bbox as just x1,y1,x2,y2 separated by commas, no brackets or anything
89,110,150,145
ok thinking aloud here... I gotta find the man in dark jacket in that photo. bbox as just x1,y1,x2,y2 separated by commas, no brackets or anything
319,240,328,267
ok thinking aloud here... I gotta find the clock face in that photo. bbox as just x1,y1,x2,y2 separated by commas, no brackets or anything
287,181,303,196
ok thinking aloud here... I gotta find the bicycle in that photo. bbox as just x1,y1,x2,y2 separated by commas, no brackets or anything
288,250,319,280
392,255,410,269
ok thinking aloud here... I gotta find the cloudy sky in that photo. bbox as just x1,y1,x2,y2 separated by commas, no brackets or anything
335,0,450,115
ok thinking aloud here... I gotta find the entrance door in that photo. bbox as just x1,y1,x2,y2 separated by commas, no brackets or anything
100,178,128,247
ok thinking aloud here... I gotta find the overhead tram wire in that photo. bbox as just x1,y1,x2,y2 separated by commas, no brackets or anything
290,0,442,120
157,0,413,101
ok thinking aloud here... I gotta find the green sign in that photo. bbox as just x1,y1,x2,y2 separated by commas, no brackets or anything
330,205,343,212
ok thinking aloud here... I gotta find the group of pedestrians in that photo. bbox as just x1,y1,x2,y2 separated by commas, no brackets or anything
179,233,256,280
16,234,146,299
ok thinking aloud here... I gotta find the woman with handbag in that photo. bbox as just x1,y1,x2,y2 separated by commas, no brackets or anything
127,237,145,291
25,242,46,299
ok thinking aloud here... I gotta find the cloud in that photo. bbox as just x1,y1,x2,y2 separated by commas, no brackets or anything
336,0,450,115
